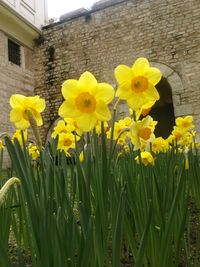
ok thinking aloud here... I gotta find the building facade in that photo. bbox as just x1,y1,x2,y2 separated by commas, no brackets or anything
0,0,46,165
0,0,47,136
1,0,47,29
33,0,200,141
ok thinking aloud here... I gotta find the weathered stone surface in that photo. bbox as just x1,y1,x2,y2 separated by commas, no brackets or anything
33,0,200,141
0,30,34,134
0,30,34,165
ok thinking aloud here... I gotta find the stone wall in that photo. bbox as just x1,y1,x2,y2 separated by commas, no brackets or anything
33,0,200,141
0,30,34,135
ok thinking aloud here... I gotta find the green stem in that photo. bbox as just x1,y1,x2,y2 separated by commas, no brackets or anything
27,111,42,150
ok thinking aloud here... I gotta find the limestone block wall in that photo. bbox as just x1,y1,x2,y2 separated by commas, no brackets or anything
33,0,200,141
0,30,34,136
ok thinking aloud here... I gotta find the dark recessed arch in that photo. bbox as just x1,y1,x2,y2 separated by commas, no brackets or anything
150,77,175,138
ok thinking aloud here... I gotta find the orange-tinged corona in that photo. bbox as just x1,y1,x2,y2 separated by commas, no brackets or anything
138,127,152,140
131,76,148,93
63,138,73,147
57,132,79,154
59,71,114,132
75,92,96,113
129,115,157,150
115,57,161,112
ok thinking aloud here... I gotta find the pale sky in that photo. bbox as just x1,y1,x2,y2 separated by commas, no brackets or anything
47,0,99,19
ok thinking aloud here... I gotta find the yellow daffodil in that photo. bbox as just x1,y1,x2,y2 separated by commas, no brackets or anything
107,119,130,145
115,57,161,111
118,137,127,146
135,101,154,120
0,139,4,150
175,116,194,132
129,115,157,150
57,132,79,153
151,137,170,154
130,101,154,120
64,118,83,136
181,133,194,148
79,151,84,162
184,147,189,170
171,126,185,143
107,117,131,141
135,151,155,166
10,94,45,129
59,71,114,132
123,117,132,127
169,122,195,151
12,129,28,146
52,120,74,138
123,144,130,153
28,144,40,160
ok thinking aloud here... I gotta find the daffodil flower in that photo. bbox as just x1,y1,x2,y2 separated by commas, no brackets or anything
10,94,45,129
175,116,194,132
79,151,84,162
115,57,161,111
12,129,28,146
64,118,83,136
135,151,155,166
28,144,40,160
129,115,157,150
0,139,4,150
59,71,114,132
51,120,74,138
151,137,170,153
57,132,79,153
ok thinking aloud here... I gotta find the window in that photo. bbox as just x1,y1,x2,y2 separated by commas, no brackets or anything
8,39,21,66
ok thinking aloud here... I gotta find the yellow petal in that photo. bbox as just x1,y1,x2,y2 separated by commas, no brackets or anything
33,97,46,112
116,84,132,100
127,95,147,111
135,100,155,120
10,108,23,122
10,94,25,108
132,58,150,76
59,99,81,118
145,67,162,85
92,83,114,104
15,119,30,130
95,100,111,121
114,65,132,84
76,114,97,132
142,115,153,128
144,85,160,100
141,100,156,110
34,112,43,126
185,115,193,123
79,151,84,162
62,80,80,100
78,71,97,92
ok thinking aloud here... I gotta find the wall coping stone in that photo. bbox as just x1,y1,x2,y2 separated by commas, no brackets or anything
43,0,130,29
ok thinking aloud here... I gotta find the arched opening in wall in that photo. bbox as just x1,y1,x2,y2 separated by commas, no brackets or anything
149,77,175,138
